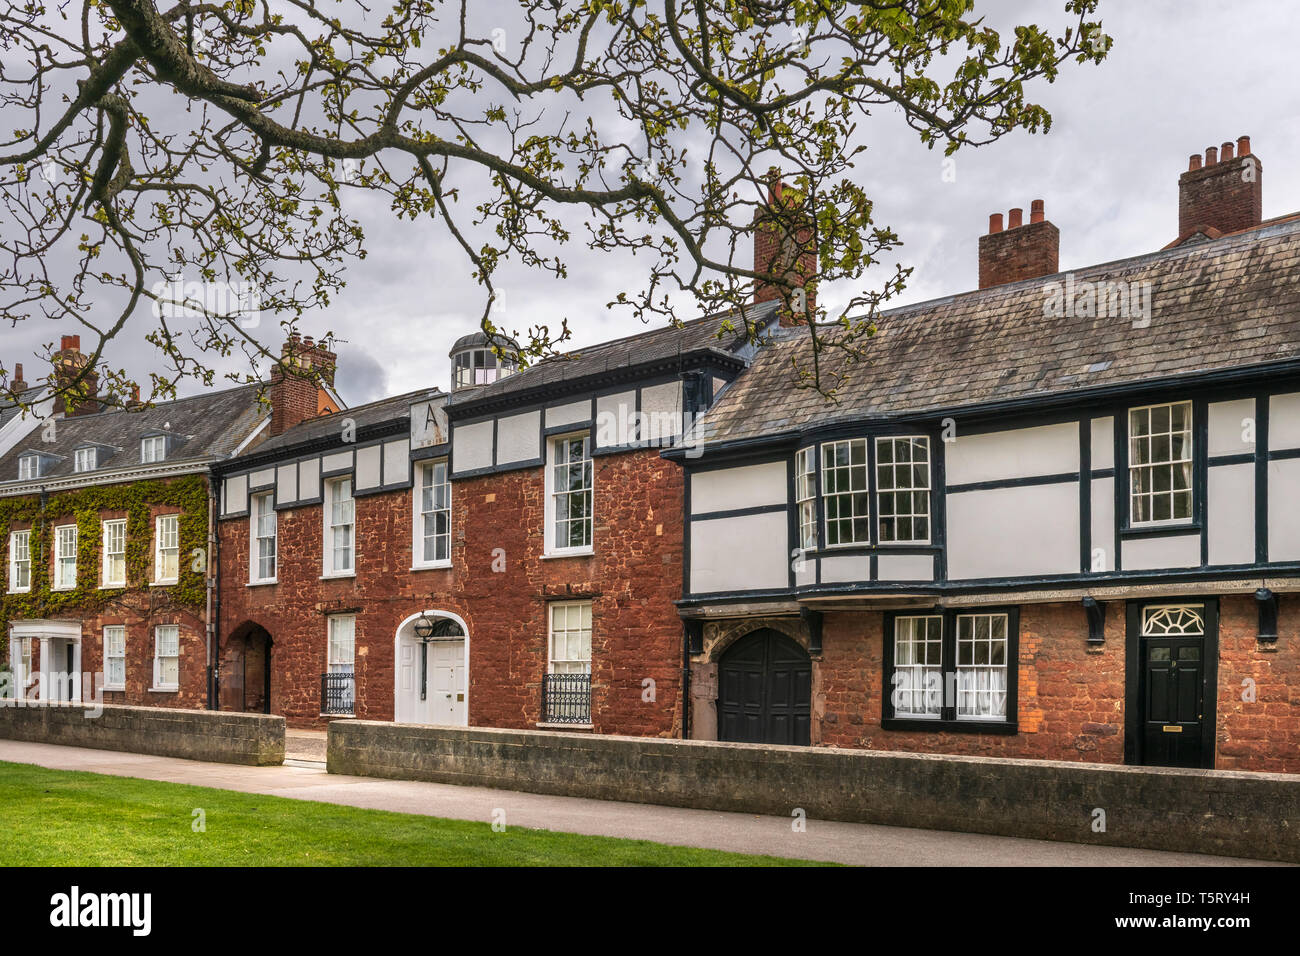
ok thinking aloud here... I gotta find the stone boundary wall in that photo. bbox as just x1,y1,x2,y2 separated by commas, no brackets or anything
0,701,284,766
328,721,1299,863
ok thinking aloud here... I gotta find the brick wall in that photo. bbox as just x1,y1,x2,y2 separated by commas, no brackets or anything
217,447,685,734
977,203,1060,289
1216,593,1300,773
1178,140,1262,237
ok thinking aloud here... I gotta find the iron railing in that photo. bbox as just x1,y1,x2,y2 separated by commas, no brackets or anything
321,671,355,716
542,672,591,724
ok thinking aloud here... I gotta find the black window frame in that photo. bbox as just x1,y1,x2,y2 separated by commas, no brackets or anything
881,605,1020,734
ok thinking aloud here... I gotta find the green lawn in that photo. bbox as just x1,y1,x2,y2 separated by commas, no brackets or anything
0,761,826,866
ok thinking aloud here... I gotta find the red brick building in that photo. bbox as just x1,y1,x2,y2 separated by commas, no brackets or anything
1,337,267,708
213,312,778,731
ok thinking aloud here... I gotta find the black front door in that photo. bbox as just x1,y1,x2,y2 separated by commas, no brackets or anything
1128,601,1217,769
717,629,811,746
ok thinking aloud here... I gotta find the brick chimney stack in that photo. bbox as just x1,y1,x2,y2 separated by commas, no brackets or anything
269,332,338,436
9,363,27,394
978,199,1060,289
1178,135,1261,238
753,174,817,326
52,334,100,417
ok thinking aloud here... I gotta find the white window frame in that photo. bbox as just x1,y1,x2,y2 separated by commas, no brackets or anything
74,447,97,473
53,524,77,590
544,433,594,556
821,438,871,547
17,455,38,481
955,613,1010,722
327,615,356,675
141,435,166,463
795,446,817,551
103,625,126,691
101,518,127,588
548,601,593,675
412,460,452,568
249,492,277,584
152,624,180,691
892,615,943,719
876,436,932,545
154,514,180,584
1128,400,1194,527
323,477,355,577
7,530,31,593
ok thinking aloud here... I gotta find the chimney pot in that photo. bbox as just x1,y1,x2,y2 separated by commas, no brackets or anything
978,204,1059,289
1030,199,1045,224
14,363,22,379
1179,136,1262,238
1189,154,1202,171
988,213,1004,234
60,334,80,352
1008,207,1024,229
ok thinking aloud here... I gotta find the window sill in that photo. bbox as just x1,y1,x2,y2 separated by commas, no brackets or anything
541,550,594,560
247,578,278,587
6,588,31,595
1119,522,1201,539
150,580,179,587
320,572,357,581
411,562,453,572
319,713,356,719
103,685,125,693
51,585,76,592
882,717,1017,735
148,686,179,694
99,584,126,591
536,722,595,730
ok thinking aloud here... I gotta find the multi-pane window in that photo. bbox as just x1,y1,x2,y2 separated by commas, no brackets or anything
955,614,1009,720
795,447,817,551
550,435,593,552
54,524,77,589
821,439,870,546
17,455,38,480
325,478,355,574
155,514,179,583
326,615,357,715
153,625,179,690
549,601,593,675
876,437,931,543
328,615,356,676
104,626,126,690
101,519,127,587
885,610,1015,727
251,492,277,582
141,436,166,463
1129,401,1193,524
74,447,97,472
417,461,451,564
891,616,943,718
7,530,31,592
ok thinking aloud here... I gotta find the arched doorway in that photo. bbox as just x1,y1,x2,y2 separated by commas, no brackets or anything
223,622,273,714
718,629,811,745
394,611,468,725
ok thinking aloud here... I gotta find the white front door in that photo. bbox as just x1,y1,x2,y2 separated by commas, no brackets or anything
396,638,466,725
430,640,466,725
43,637,80,703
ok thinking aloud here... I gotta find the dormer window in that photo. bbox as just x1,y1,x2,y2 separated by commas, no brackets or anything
17,455,38,480
141,435,167,463
74,447,97,473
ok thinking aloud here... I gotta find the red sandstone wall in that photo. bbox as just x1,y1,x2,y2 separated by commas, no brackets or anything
216,448,684,735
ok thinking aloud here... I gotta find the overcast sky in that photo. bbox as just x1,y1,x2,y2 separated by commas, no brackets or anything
8,1,1300,408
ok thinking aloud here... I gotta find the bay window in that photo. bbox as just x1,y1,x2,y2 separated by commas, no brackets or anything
821,439,870,546
795,446,817,551
876,436,931,544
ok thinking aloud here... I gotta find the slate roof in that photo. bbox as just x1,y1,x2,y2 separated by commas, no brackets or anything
0,384,267,485
697,217,1300,446
249,386,441,457
449,299,783,407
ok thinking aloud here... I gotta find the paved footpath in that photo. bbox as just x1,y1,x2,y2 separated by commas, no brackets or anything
0,739,1280,867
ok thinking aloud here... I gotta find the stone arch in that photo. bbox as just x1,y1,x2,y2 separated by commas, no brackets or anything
221,619,274,714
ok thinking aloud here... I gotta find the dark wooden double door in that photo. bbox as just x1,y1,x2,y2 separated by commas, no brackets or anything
718,629,811,746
